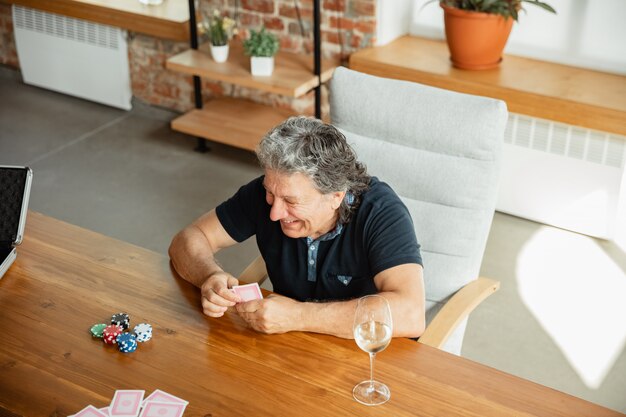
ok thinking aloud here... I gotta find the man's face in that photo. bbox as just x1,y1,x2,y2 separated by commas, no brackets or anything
263,169,345,240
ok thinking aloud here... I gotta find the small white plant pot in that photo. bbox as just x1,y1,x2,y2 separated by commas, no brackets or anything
210,44,229,63
250,56,274,76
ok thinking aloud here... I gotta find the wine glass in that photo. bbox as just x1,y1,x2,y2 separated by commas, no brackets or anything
352,294,393,406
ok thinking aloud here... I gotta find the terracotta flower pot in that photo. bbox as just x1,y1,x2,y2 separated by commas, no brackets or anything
441,3,514,70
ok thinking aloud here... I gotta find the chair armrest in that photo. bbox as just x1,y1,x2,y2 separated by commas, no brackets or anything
238,255,268,285
418,277,500,349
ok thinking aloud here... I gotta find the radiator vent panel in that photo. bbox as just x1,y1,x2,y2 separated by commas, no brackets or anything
13,6,120,50
498,113,625,239
12,5,131,110
503,114,624,169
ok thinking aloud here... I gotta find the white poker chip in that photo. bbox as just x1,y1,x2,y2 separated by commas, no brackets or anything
133,323,153,342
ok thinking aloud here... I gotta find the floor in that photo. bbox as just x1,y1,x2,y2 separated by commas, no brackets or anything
1,66,624,413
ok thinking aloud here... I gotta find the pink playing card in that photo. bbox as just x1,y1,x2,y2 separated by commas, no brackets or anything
231,283,263,302
139,401,187,417
72,405,108,417
142,389,188,406
99,406,110,416
110,390,145,417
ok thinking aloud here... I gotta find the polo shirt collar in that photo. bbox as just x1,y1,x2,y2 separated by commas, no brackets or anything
305,191,353,244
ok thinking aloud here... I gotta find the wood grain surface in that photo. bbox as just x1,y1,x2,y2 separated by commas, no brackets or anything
0,212,622,416
350,36,626,137
170,97,296,152
166,41,337,98
1,0,189,41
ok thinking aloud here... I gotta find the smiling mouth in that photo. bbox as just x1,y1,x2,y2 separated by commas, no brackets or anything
280,219,298,225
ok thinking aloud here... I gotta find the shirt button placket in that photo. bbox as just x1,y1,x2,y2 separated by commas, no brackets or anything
307,240,319,282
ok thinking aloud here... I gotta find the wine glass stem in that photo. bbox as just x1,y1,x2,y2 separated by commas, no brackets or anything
369,352,376,390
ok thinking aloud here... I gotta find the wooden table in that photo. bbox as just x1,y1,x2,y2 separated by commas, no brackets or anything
0,212,622,416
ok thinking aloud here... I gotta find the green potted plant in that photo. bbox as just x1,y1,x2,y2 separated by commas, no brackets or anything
436,0,556,70
200,10,236,63
243,27,280,76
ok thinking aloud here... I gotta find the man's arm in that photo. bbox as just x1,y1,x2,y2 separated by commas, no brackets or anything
236,263,426,338
168,209,242,317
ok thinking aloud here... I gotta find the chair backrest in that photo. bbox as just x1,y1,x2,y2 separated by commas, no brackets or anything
330,67,507,354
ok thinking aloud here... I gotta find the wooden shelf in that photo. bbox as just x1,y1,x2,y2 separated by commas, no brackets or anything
2,0,190,41
350,36,626,136
171,97,296,151
167,41,337,98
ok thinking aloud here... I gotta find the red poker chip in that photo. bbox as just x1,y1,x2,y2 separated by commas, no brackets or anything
102,324,123,345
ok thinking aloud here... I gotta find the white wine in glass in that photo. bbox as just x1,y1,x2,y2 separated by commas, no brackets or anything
353,294,393,406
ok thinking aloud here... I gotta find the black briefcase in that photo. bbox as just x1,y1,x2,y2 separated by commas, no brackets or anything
0,166,33,280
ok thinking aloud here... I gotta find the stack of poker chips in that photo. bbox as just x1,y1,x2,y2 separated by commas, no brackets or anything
90,313,153,354
116,332,138,353
102,324,124,345
134,323,153,342
90,323,107,338
111,312,130,330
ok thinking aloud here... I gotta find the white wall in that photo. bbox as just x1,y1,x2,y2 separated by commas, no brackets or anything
376,0,412,45
380,0,626,75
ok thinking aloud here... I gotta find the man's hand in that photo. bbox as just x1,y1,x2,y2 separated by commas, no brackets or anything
235,294,301,334
200,271,240,317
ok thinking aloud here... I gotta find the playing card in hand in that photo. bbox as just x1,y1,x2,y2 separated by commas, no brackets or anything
231,283,263,302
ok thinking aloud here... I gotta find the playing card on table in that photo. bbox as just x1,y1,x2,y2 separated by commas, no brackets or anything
231,282,263,302
110,390,145,417
142,389,188,406
71,405,108,417
139,401,187,417
100,407,110,415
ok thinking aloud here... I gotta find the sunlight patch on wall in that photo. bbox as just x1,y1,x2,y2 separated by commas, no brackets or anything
516,227,626,389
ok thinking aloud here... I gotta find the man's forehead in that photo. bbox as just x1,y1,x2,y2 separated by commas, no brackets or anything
263,170,318,196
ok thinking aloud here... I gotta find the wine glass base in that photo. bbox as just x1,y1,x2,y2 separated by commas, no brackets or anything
353,380,390,406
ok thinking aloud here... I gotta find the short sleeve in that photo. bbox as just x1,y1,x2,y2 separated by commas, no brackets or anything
364,194,422,277
216,176,265,242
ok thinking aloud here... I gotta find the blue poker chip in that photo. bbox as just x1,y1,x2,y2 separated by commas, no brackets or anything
120,343,137,353
116,333,138,353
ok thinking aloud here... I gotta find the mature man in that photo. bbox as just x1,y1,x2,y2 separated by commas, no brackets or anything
169,116,425,339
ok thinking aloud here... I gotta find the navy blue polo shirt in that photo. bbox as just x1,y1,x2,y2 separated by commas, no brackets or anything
216,176,422,302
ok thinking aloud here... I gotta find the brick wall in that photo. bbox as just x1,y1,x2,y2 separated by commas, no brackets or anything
0,0,377,115
128,34,193,113
0,4,18,68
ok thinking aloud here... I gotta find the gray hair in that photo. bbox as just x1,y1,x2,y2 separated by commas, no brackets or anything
256,116,370,224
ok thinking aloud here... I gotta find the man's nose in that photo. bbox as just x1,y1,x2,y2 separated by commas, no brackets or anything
269,198,287,221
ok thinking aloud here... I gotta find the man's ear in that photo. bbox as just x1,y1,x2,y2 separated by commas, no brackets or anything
331,191,346,210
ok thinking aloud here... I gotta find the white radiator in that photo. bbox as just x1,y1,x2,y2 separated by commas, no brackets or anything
497,114,626,239
12,6,132,110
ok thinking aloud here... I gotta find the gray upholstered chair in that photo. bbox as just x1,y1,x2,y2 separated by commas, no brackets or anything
240,66,508,355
